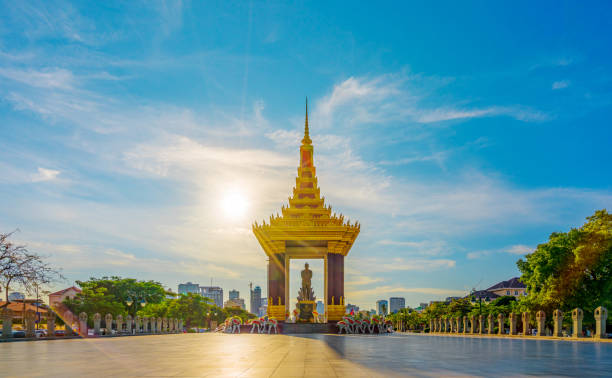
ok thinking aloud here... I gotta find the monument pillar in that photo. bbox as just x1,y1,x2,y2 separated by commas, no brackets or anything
267,253,286,320
327,253,345,321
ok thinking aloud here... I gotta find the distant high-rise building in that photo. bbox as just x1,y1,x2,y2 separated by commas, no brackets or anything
224,298,245,310
229,289,239,300
259,297,268,317
419,302,428,309
178,282,200,295
376,300,388,315
200,286,223,308
389,297,405,313
250,285,261,315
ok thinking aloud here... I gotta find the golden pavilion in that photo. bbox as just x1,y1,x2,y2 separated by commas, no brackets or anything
252,100,360,322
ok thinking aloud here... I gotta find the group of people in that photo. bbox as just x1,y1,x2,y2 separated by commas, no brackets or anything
223,316,279,334
337,314,394,334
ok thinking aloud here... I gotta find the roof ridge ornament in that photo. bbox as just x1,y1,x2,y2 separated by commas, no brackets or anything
302,97,312,145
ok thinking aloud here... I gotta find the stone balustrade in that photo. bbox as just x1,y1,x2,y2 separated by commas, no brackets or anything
40,312,184,338
422,306,608,340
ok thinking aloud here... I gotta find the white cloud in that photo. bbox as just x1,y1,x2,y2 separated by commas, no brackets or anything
552,80,570,90
467,244,534,259
506,244,533,255
347,285,467,304
313,74,550,128
31,167,60,182
0,67,75,89
377,239,450,256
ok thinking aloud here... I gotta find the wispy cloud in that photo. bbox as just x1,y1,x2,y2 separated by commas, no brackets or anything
467,244,533,260
31,167,60,182
313,73,550,128
0,67,75,89
552,80,570,90
347,285,467,304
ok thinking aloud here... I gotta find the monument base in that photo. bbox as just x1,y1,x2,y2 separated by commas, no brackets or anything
297,300,315,323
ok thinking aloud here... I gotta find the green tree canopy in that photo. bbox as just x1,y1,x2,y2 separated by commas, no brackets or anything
63,286,125,319
517,209,612,321
75,276,167,316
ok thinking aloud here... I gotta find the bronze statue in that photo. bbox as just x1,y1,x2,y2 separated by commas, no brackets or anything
298,262,315,302
301,263,312,290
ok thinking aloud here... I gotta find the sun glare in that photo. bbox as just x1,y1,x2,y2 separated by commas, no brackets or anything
221,190,249,219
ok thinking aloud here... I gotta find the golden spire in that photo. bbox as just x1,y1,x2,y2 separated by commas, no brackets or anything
302,97,312,145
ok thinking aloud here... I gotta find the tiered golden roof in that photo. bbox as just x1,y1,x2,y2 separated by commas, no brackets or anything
252,99,360,257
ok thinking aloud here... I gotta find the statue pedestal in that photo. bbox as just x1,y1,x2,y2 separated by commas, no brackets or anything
297,301,315,323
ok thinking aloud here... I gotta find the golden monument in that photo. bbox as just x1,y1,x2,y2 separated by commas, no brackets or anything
252,99,360,322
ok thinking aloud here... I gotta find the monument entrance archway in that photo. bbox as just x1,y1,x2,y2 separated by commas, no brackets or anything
254,100,359,323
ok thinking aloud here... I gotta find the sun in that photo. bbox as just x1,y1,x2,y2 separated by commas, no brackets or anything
221,189,249,219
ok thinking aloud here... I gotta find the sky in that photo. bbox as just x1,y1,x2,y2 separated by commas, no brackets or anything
0,1,611,310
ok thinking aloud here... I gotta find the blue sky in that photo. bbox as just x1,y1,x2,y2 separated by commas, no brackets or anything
1,1,611,309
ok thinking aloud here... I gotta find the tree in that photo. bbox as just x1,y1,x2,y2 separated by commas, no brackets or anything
223,306,256,324
517,209,612,324
1,230,63,306
63,286,125,322
75,276,167,316
166,293,211,328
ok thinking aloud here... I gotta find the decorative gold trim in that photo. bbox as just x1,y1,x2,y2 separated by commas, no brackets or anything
268,305,286,320
327,305,346,321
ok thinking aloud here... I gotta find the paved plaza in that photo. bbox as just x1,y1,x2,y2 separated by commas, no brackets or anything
1,333,611,377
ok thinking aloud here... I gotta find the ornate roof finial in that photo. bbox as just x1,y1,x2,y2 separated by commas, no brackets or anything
302,97,312,145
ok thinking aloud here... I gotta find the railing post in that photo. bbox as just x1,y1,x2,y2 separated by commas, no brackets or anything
594,306,608,339
572,308,583,338
509,313,518,335
2,308,13,339
94,313,101,335
134,315,141,334
25,310,36,338
553,309,563,337
126,315,132,334
522,312,531,336
105,314,113,335
536,311,546,337
469,315,475,334
487,313,494,334
497,313,505,335
47,310,56,338
79,312,88,337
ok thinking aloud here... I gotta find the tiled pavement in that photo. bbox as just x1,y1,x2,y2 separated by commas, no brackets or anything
0,333,396,377
1,332,611,377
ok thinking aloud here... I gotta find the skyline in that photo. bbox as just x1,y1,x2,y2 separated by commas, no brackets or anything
1,1,611,309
